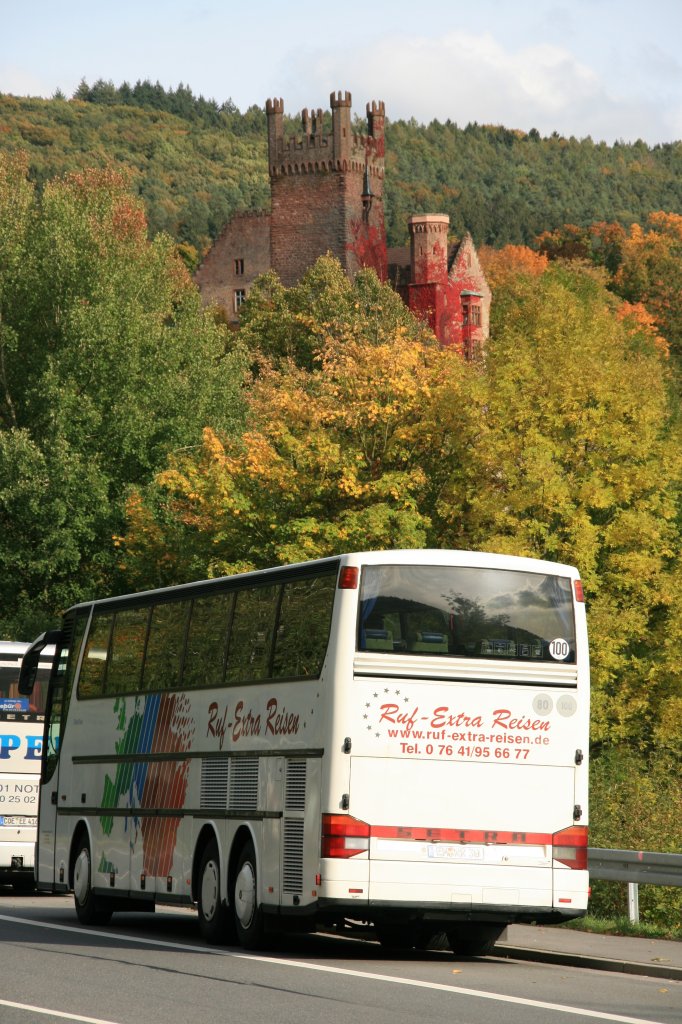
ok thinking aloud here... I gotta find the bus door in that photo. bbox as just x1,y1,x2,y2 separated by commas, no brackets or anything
37,675,63,888
24,616,87,889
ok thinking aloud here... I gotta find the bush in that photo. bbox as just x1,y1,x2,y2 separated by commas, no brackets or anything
588,748,682,929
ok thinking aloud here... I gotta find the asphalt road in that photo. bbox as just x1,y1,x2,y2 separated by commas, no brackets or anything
0,892,679,1024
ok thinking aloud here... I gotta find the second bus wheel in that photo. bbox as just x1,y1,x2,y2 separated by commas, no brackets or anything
197,839,235,944
232,839,265,949
73,836,112,926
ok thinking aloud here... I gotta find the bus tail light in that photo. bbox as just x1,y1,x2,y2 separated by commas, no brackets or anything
338,567,359,590
574,580,585,602
552,825,588,869
321,814,370,858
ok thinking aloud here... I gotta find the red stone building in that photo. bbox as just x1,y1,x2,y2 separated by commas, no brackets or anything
195,92,490,356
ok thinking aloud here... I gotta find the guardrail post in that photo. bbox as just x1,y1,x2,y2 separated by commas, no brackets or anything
627,882,639,924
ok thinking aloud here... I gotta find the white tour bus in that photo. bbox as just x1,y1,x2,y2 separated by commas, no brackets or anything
19,550,589,954
0,640,52,889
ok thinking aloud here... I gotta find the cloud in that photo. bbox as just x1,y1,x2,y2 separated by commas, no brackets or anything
286,30,676,144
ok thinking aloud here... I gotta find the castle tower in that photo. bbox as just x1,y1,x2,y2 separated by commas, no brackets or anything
267,91,387,287
406,214,450,343
409,214,449,286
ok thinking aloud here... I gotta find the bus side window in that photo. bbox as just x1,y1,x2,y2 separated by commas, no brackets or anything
143,600,191,692
226,585,279,684
273,573,336,679
78,613,114,698
106,607,149,694
183,592,234,689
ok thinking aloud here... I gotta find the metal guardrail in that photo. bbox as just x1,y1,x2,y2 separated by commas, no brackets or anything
588,848,682,887
588,847,682,922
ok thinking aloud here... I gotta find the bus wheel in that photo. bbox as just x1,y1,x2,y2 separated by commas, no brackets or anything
73,837,112,926
446,924,505,957
197,839,235,944
233,839,264,950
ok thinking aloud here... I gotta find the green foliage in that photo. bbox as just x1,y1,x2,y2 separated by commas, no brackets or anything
0,153,247,636
612,214,682,356
385,120,682,247
0,91,269,258
0,427,108,636
588,748,682,930
239,254,432,369
121,259,446,584
73,78,243,125
428,262,680,748
537,216,682,358
2,89,682,259
564,915,681,941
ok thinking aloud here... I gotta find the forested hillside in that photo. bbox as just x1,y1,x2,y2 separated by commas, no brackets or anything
1,80,681,262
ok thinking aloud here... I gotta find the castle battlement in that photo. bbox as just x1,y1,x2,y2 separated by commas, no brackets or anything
266,91,385,177
408,214,450,234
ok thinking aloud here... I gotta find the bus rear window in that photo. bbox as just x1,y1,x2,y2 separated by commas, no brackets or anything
358,564,576,663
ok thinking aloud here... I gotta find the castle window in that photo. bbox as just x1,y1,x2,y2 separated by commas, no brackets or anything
234,258,244,276
234,289,246,313
462,303,480,328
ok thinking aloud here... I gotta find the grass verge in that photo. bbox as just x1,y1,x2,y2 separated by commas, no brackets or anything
563,915,681,941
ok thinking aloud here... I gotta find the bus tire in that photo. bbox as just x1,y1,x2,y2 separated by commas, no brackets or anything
446,924,505,957
232,839,264,950
197,838,235,944
73,837,112,926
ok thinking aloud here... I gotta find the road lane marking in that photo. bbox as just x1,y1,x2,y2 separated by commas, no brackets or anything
0,913,667,1024
0,999,122,1024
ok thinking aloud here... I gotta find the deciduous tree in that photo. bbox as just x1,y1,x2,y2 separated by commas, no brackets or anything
0,154,246,635
121,259,463,584
430,262,680,747
612,212,682,355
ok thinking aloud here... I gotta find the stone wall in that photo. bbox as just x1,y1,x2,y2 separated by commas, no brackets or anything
194,212,270,321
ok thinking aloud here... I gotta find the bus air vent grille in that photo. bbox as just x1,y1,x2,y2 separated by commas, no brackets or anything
282,818,305,893
285,760,307,811
228,757,259,813
200,757,229,810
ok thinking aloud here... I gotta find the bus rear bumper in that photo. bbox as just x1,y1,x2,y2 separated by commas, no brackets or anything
315,896,586,928
0,839,36,870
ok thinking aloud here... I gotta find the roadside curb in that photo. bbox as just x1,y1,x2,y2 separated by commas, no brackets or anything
494,943,682,982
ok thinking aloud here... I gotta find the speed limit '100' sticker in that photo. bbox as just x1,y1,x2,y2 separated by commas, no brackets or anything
548,638,570,660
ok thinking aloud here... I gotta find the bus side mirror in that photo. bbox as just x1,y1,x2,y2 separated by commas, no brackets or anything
18,629,62,695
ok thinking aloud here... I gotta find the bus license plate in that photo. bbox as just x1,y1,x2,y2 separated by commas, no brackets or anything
427,844,484,861
0,816,35,827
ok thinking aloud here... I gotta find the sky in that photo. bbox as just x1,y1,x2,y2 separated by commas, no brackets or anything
2,0,682,145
